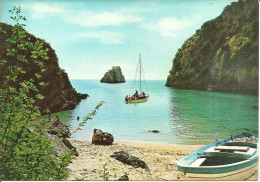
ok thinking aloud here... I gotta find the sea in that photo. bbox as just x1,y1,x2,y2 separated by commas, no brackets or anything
55,80,258,145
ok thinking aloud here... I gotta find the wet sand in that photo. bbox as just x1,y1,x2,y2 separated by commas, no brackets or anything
67,139,258,181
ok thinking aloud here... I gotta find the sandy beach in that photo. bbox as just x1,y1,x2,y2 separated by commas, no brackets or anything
67,139,258,181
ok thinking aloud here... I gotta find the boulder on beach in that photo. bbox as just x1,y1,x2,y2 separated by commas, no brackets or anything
100,66,125,83
110,151,149,170
92,129,114,145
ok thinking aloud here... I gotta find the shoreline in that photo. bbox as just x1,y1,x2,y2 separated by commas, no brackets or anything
67,139,258,181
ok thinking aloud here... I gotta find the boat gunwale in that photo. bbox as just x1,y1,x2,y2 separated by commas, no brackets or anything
180,152,258,169
127,95,149,104
177,133,258,173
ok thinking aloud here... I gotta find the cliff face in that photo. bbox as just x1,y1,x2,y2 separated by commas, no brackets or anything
0,22,87,113
101,66,126,83
166,0,258,95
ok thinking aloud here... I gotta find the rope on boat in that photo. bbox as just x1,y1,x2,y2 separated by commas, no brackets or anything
129,60,140,96
141,65,149,95
128,54,148,96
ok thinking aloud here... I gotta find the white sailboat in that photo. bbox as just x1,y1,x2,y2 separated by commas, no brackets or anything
125,53,149,104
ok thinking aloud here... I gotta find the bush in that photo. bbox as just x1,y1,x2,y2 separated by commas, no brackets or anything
0,6,72,180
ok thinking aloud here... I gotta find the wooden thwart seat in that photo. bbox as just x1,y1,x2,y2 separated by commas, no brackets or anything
214,146,249,152
189,158,206,167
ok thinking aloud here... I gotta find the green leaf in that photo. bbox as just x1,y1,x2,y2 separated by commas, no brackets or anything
36,94,44,99
35,73,41,78
8,86,16,93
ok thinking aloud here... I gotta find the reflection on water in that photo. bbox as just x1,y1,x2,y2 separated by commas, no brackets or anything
53,80,258,145
168,89,258,144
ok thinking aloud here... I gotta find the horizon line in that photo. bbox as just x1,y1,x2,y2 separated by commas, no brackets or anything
69,78,167,81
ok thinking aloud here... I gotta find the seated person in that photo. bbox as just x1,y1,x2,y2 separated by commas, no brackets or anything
52,115,61,126
133,90,138,97
125,95,129,102
139,91,146,99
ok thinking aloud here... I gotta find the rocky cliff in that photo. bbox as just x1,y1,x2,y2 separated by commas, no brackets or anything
101,66,126,83
166,0,258,95
0,22,87,113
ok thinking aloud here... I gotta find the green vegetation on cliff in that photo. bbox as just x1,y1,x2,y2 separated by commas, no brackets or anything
166,0,258,95
0,7,73,180
0,22,87,113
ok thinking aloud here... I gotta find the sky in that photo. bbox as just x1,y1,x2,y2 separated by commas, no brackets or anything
0,0,236,80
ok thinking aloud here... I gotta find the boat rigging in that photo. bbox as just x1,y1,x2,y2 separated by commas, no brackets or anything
125,53,149,104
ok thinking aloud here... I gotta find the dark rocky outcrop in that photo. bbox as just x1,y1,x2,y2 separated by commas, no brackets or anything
47,124,78,156
28,126,78,157
100,66,125,83
110,151,149,170
45,133,70,157
48,124,71,138
166,0,258,95
62,138,79,156
92,129,114,145
0,22,88,113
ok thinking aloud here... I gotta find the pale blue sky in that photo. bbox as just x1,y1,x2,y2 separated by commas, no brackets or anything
0,0,236,80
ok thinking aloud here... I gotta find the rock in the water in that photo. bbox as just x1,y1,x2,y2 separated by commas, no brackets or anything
148,130,160,133
100,66,125,83
110,151,149,170
92,129,114,145
48,124,71,138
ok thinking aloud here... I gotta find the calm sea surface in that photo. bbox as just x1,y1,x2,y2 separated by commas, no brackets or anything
56,80,258,145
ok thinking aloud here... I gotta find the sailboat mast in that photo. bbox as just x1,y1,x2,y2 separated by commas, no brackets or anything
139,53,142,94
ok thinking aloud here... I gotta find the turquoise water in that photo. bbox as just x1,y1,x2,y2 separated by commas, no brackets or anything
61,80,258,144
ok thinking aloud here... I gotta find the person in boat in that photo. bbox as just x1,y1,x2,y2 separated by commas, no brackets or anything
52,115,61,126
77,116,80,121
125,95,129,102
138,91,146,99
134,90,138,97
134,90,140,99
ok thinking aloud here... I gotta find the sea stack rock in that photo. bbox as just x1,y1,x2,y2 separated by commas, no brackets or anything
166,0,258,95
101,66,126,83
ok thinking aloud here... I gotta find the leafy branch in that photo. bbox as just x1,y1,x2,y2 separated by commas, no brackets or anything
72,101,105,134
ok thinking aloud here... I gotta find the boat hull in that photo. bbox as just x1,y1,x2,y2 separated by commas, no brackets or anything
177,133,258,181
126,96,149,104
182,157,258,181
